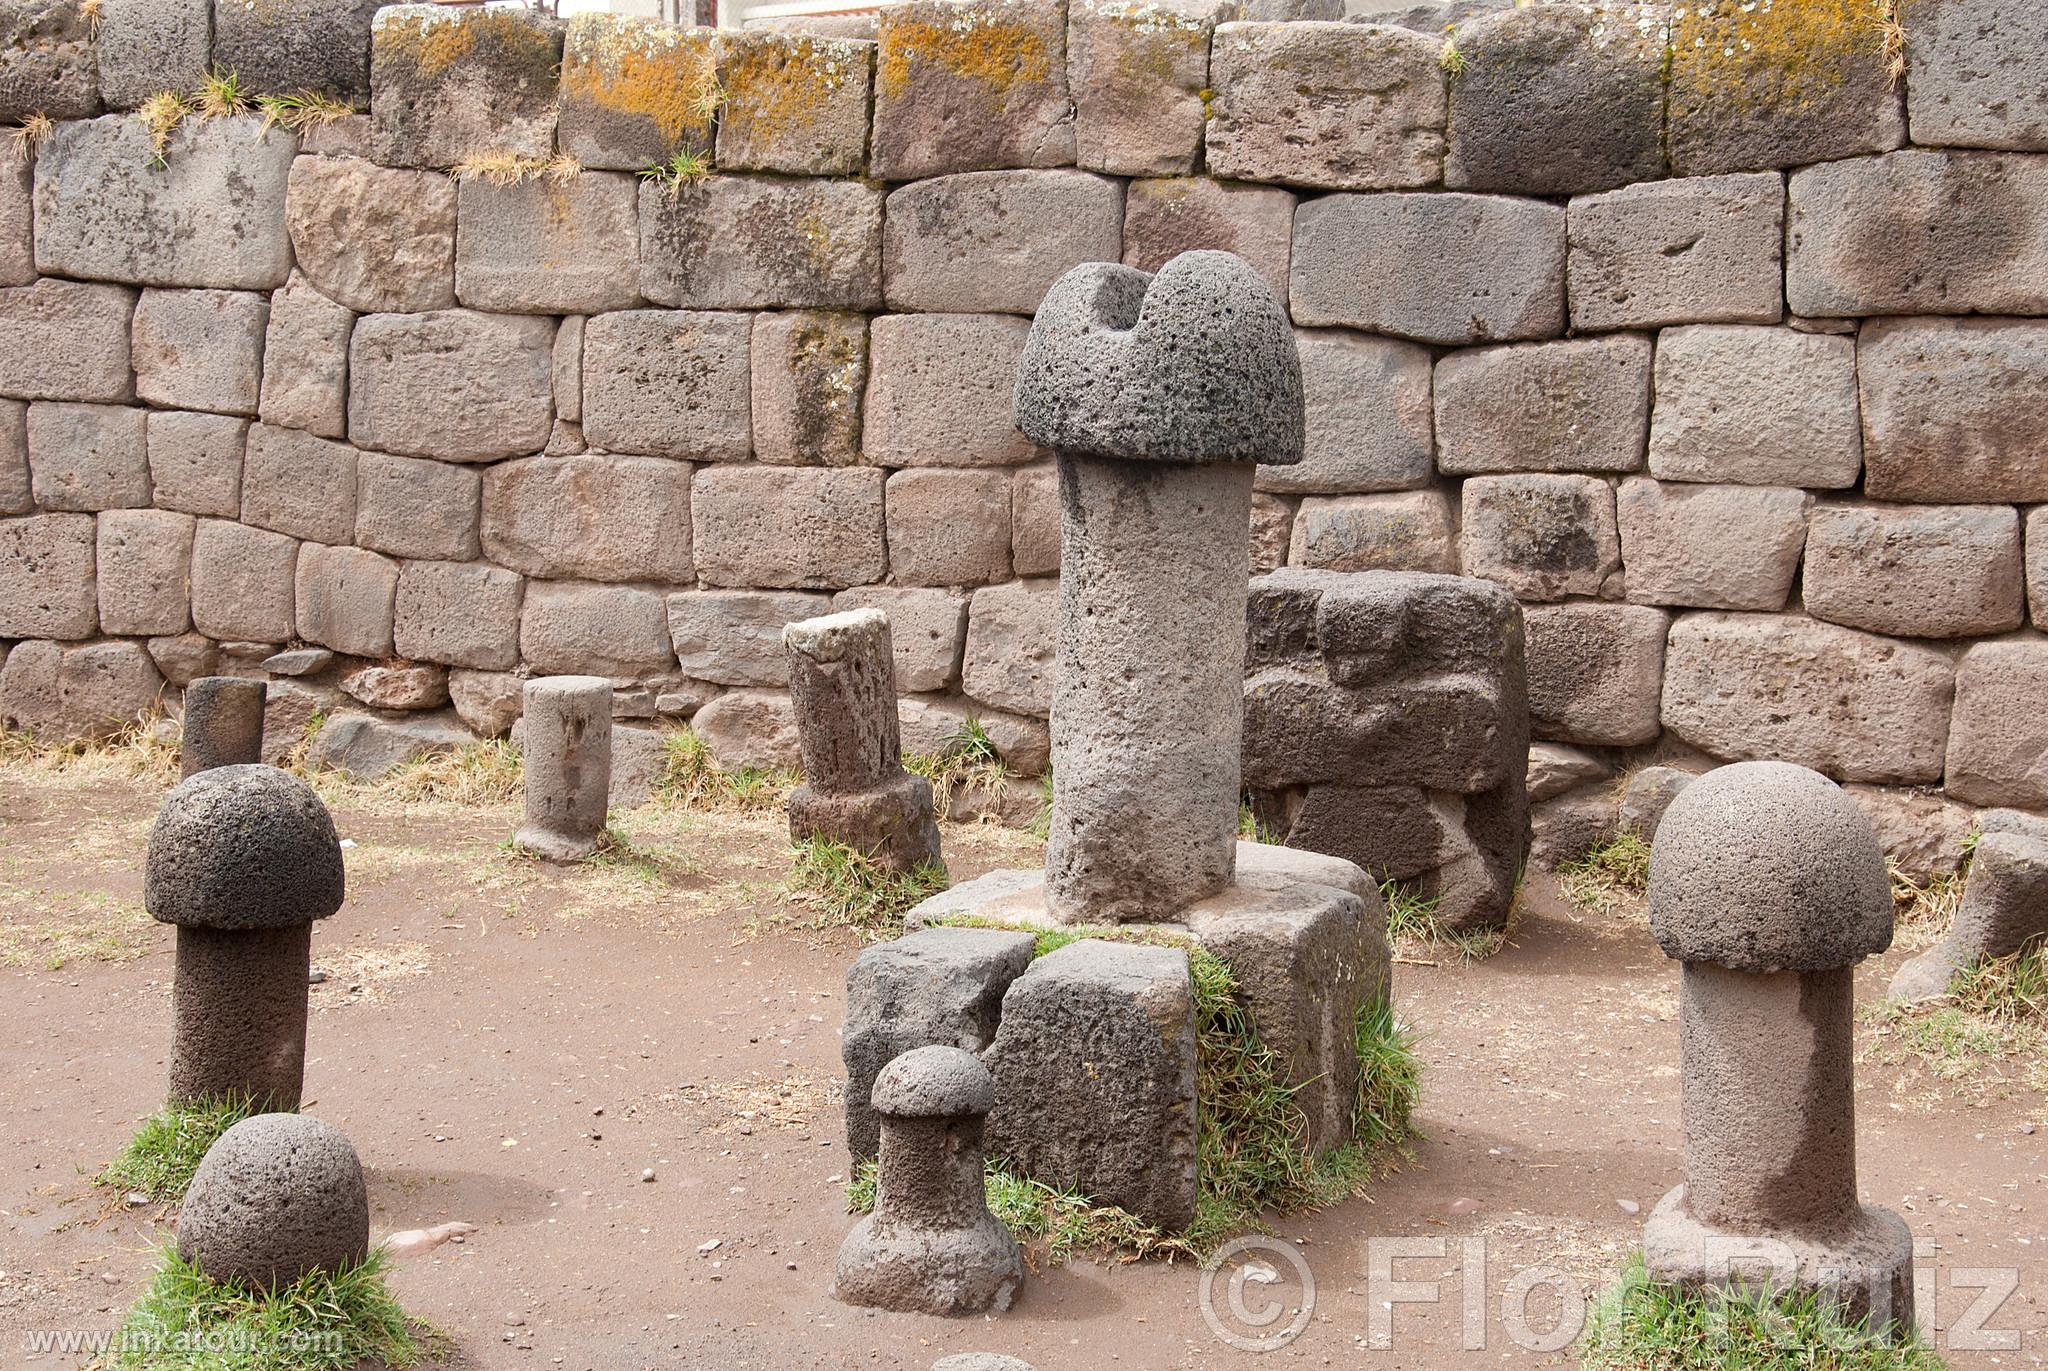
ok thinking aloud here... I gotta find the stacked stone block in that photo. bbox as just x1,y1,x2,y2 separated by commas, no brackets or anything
0,0,2044,875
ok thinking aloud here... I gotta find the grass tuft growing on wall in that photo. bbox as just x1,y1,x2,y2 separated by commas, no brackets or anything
639,147,713,199
97,1094,261,1205
904,716,1012,822
254,91,356,135
7,111,54,161
453,151,582,187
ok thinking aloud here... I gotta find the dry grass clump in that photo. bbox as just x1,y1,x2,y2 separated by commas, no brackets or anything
7,111,54,161
1557,832,1653,918
0,717,180,784
453,151,582,187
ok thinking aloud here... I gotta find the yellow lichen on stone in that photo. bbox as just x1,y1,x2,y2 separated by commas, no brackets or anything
377,10,558,82
1098,5,1208,90
721,36,850,151
561,15,722,144
1670,0,1888,109
878,12,1051,102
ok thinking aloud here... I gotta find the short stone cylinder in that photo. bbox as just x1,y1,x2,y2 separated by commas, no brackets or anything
1044,454,1252,923
169,924,312,1111
514,676,613,863
179,677,267,779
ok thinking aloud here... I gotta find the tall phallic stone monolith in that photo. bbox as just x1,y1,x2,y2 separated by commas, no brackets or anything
785,608,943,874
1643,761,1915,1331
179,676,267,779
145,766,347,1111
514,676,612,863
1013,250,1305,923
831,1045,1024,1315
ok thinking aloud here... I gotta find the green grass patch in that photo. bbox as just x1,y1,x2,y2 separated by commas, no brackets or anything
110,1246,429,1371
97,1095,260,1205
653,729,792,813
640,148,713,199
1380,878,1508,960
785,836,948,936
1557,832,1653,917
904,715,1013,821
848,1158,1179,1264
1868,938,2048,1101
1580,1251,1943,1370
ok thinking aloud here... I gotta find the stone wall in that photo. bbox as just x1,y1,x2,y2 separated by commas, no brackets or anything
1,0,2045,851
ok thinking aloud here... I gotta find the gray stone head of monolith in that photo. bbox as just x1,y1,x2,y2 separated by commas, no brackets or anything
831,1045,1023,1315
179,676,267,778
513,675,612,863
1643,760,1914,1332
145,765,346,1111
785,608,943,875
1015,250,1304,925
177,1113,370,1290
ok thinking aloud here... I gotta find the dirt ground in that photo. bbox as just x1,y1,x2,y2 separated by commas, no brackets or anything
0,764,2042,1370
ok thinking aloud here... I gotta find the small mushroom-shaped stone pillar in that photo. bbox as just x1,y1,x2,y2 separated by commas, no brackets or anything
513,676,613,862
1014,250,1304,923
785,608,943,874
830,1045,1023,1315
1643,761,1915,1331
145,766,347,1111
179,676,267,779
178,1113,370,1289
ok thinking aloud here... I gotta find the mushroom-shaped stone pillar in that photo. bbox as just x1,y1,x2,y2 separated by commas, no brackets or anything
831,1045,1023,1315
145,766,346,1112
1014,250,1305,923
179,677,267,779
785,608,943,874
1643,761,1915,1331
513,676,612,863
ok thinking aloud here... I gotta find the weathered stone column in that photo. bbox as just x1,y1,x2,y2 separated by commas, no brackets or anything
179,677,267,779
785,608,942,874
830,1045,1023,1315
1890,833,2048,1003
1643,761,1915,1332
514,676,612,863
145,766,347,1111
1014,251,1304,923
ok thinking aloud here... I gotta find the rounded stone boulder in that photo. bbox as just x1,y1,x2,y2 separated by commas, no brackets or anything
176,1113,371,1290
1013,250,1305,466
145,766,347,931
871,1045,998,1120
1648,760,1892,973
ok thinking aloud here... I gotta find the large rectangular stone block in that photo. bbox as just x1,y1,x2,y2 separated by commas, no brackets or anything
1649,326,1862,489
1524,602,1667,747
1257,327,1441,497
240,424,357,546
750,311,866,467
1292,193,1566,346
1667,0,1905,175
34,115,292,289
1460,473,1620,603
692,465,883,590
1207,21,1443,191
356,451,481,563
581,309,751,462
0,640,165,743
295,543,398,660
1,149,31,286
1444,4,1667,196
348,310,556,462
1859,318,2048,503
369,6,563,169
0,399,23,513
667,589,830,687
1123,176,1296,303
393,559,523,671
1804,503,2024,640
481,452,692,586
1662,612,1955,785
1069,0,1215,177
1245,669,1513,793
870,0,1075,181
1906,0,2048,152
211,0,384,104
287,157,457,315
1009,464,1057,577
716,30,873,176
518,580,675,676
0,512,96,639
1946,638,2048,808
146,411,244,520
0,279,133,403
883,170,1123,315
190,518,297,643
961,576,1057,716
1435,335,1651,476
2031,508,2048,629
831,585,968,694
1290,489,1457,575
259,272,353,440
885,468,1012,587
96,508,193,637
26,402,148,512
640,175,883,312
1567,173,1785,331
1788,152,2048,317
557,14,719,172
862,313,1037,468
1617,479,1813,613
131,289,269,418
0,0,99,120
455,171,644,316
